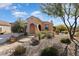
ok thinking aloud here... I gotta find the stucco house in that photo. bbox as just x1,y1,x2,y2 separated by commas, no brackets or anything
0,20,11,34
26,16,53,34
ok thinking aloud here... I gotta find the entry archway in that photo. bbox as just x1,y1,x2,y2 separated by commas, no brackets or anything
30,23,35,34
38,25,41,31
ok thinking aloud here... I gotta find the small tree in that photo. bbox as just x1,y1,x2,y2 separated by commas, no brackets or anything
12,18,26,33
41,3,79,55
56,24,67,33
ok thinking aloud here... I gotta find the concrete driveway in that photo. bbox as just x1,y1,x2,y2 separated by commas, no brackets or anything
0,33,24,44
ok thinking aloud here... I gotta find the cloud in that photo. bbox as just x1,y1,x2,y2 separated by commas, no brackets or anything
0,3,18,13
12,11,28,18
25,3,30,6
31,11,41,16
0,3,17,12
0,3,12,8
11,4,28,18
31,11,44,20
10,6,19,12
11,6,17,10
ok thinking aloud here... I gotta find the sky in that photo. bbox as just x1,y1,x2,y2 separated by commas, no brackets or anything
0,3,64,25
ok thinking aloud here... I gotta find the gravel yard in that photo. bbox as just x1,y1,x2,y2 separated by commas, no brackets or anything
0,34,77,56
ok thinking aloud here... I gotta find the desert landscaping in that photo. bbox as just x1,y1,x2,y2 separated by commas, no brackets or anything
0,3,79,56
0,32,78,56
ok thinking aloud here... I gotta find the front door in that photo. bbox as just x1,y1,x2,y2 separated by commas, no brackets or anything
30,23,35,34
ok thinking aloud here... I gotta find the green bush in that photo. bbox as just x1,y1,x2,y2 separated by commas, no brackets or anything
24,32,28,36
46,33,53,39
61,38,71,45
40,47,59,56
64,31,68,34
41,31,46,34
41,34,46,39
37,32,46,40
7,36,17,43
62,31,68,34
13,45,26,56
37,32,42,40
75,32,79,37
36,31,54,40
55,30,59,35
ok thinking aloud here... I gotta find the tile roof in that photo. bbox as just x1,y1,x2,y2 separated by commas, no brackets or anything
0,20,11,26
26,16,42,22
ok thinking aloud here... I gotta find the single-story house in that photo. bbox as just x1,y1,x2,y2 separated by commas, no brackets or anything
26,16,53,34
0,20,11,34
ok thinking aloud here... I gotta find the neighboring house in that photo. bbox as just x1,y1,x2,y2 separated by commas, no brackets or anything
26,16,53,34
0,20,11,34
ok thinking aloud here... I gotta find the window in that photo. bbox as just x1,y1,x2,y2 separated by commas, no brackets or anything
45,25,49,30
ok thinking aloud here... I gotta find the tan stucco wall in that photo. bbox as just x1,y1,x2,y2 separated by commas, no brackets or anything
26,16,42,34
0,26,11,34
42,22,53,32
26,16,53,34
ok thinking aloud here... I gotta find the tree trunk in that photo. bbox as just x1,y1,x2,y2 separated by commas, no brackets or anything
75,44,77,56
65,45,68,56
63,45,68,56
69,34,78,56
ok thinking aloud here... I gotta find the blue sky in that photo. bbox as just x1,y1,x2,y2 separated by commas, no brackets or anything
0,3,63,25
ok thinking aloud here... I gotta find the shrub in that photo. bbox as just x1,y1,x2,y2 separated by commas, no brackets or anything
37,32,42,40
36,31,54,40
40,47,59,56
61,38,71,45
41,31,47,34
62,31,68,34
75,32,79,37
36,32,46,40
7,35,17,43
53,43,63,55
46,33,53,39
41,34,46,39
24,32,28,36
13,45,26,56
30,37,40,46
55,30,59,35
64,31,68,34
